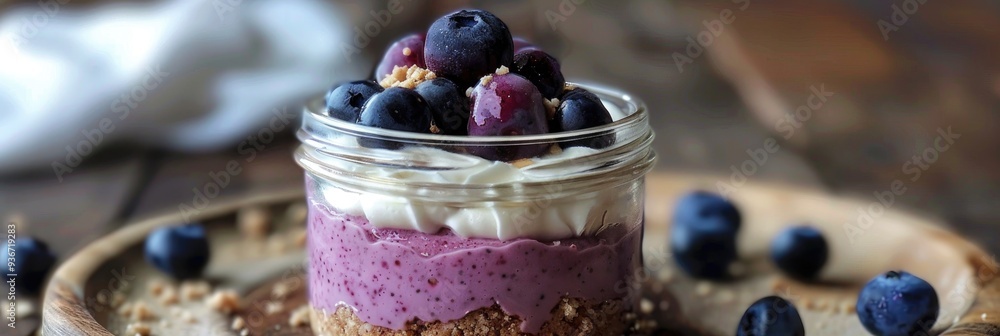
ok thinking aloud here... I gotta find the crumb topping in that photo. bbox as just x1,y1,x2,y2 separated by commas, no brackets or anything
180,281,211,301
117,302,133,316
148,280,166,296
548,144,563,155
292,228,307,248
543,98,560,119
511,158,534,168
238,206,271,239
130,302,156,321
465,87,474,97
379,65,437,89
126,322,151,336
479,74,493,87
207,290,241,314
495,65,510,75
402,47,412,56
289,305,311,327
231,316,246,330
158,286,179,305
265,301,284,315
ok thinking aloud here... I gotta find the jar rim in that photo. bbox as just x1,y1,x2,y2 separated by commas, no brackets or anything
300,82,648,146
295,82,656,199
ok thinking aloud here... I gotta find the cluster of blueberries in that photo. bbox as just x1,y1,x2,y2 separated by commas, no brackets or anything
325,10,614,160
673,191,941,336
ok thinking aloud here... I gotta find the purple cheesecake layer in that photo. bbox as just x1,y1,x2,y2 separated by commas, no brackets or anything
307,202,642,333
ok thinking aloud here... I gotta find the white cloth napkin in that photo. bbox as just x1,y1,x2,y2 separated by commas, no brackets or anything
0,0,360,175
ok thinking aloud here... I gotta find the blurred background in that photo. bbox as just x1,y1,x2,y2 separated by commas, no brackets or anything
1,0,998,262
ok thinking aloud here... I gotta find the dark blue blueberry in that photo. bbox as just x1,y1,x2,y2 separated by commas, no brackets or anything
672,190,741,231
670,217,738,279
857,271,939,336
424,9,514,88
736,296,806,336
144,224,210,280
358,87,436,149
325,80,383,122
511,49,565,99
551,88,615,149
771,225,828,280
1,237,56,294
415,78,470,135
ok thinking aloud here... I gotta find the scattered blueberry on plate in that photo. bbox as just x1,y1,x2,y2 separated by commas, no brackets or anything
551,88,615,149
326,80,383,122
424,9,514,88
670,216,738,279
736,296,806,336
857,270,939,336
670,191,741,279
672,190,741,230
145,224,211,280
374,34,426,81
771,225,829,280
1,237,57,294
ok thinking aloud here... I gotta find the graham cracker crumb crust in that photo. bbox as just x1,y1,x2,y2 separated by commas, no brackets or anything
310,297,628,336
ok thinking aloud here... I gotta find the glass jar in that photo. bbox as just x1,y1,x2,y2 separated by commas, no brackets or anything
296,84,655,335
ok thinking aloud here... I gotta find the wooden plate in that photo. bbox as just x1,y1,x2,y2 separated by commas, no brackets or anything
39,173,1000,335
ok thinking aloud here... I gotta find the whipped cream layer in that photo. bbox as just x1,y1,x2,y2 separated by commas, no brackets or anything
311,103,642,241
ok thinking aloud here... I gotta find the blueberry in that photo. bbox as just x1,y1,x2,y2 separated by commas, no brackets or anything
144,224,210,280
857,271,939,336
670,217,738,279
736,296,806,336
415,78,470,135
468,73,549,161
424,9,514,88
512,37,535,53
551,88,615,148
511,49,565,99
1,237,56,294
771,225,828,280
359,87,437,149
325,80,383,122
672,190,741,231
374,34,426,81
